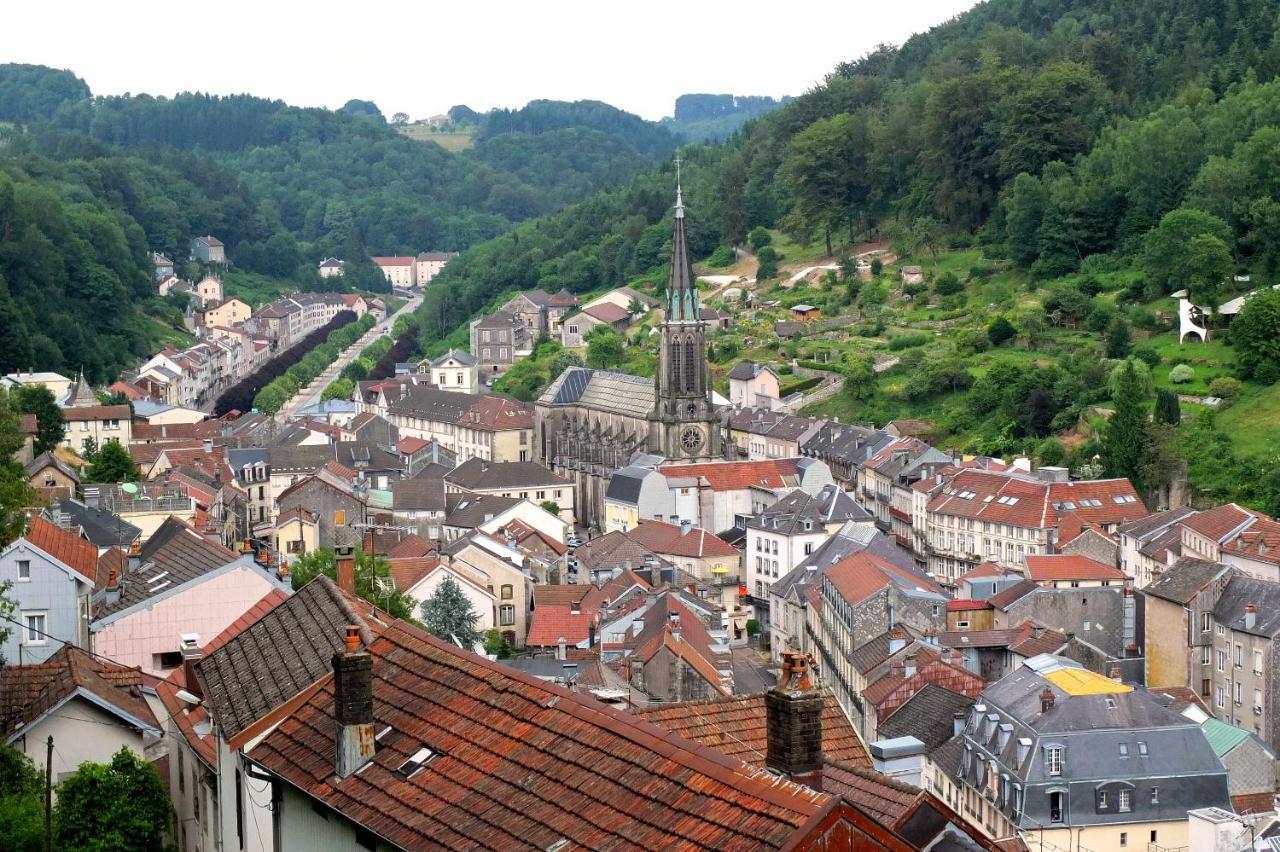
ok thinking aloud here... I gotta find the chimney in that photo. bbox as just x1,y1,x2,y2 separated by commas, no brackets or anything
888,630,906,655
1246,603,1257,630
336,545,356,595
180,637,202,698
333,626,375,779
765,653,824,791
679,519,692,536
952,712,965,737
1040,687,1055,713
588,619,597,649
1110,666,1123,682
203,438,213,454
104,566,121,607
869,736,926,788
904,654,917,678
556,636,567,661
650,561,662,588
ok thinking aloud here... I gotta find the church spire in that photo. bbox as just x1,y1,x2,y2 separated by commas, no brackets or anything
666,164,699,323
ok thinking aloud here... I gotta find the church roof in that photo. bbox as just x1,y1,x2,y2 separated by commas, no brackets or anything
666,183,701,323
67,370,99,408
538,366,654,418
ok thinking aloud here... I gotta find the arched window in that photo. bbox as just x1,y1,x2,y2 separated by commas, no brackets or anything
682,335,699,393
670,337,683,393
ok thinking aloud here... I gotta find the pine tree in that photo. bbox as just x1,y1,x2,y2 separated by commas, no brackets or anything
1105,316,1131,359
1103,359,1150,492
421,575,481,649
1154,388,1181,425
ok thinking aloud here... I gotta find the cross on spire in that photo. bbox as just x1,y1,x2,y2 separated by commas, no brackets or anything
674,154,684,217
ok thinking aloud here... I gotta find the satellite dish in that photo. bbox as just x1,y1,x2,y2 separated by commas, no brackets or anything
120,483,139,495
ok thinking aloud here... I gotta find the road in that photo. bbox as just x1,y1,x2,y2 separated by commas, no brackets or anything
731,644,778,694
277,294,420,421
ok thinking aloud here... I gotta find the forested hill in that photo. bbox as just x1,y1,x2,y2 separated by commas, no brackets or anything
663,94,792,142
0,65,679,381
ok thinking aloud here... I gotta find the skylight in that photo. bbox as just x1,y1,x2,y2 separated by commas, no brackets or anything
396,746,437,779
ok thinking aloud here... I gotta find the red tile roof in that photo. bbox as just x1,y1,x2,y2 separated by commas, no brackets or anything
526,604,599,647
1183,503,1265,543
18,413,37,434
61,404,131,422
1025,554,1126,582
599,567,652,603
825,551,942,608
251,619,832,850
927,470,1146,529
946,599,992,611
533,584,601,608
457,395,533,431
626,520,738,558
96,546,127,592
637,690,870,768
26,516,98,584
395,436,430,455
371,256,415,266
0,646,157,740
581,301,632,324
387,557,443,593
823,761,921,824
1225,517,1280,566
385,534,435,559
658,458,808,491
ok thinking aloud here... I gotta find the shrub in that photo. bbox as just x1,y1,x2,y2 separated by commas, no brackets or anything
748,227,772,251
1131,346,1161,368
1168,364,1195,384
706,245,735,267
1256,360,1280,386
934,271,963,296
1209,376,1241,399
987,316,1016,346
889,333,930,351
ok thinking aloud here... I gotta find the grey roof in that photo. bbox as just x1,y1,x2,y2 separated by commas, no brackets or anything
443,493,520,529
385,384,472,422
538,366,655,418
746,485,871,534
1138,526,1184,561
1214,575,1280,637
429,348,477,368
727,409,822,443
266,442,402,475
604,465,653,504
849,626,923,675
392,476,446,512
878,684,976,751
54,499,142,548
194,576,373,740
1118,506,1197,540
26,451,78,483
800,423,893,467
1143,557,1230,605
92,516,241,618
446,458,570,491
727,362,776,382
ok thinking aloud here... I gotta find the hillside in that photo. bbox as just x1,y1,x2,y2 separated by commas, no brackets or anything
662,93,792,142
421,0,1280,513
0,66,679,380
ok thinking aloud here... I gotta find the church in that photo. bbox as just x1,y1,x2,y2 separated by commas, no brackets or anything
535,183,724,527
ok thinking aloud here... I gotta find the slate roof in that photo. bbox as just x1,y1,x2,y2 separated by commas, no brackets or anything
626,520,738,558
877,684,975,751
581,302,631,324
1143,557,1230,605
25,451,79,483
391,476,446,512
637,689,870,768
428,348,477,367
746,484,871,533
93,516,243,619
250,617,832,851
0,646,159,741
1214,574,1280,637
194,577,382,741
446,458,570,491
1118,506,1198,540
537,366,656,418
386,384,472,422
23,516,98,584
442,493,520,530
53,499,143,549
727,362,776,382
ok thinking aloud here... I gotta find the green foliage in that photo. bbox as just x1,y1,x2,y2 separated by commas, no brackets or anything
254,313,376,414
842,356,877,402
0,745,43,851
1141,209,1234,298
869,257,883,278
888,333,929,351
1154,388,1182,425
539,501,561,516
1036,437,1067,467
53,747,171,852
1103,360,1149,492
755,246,779,281
1209,376,1241,399
745,619,760,639
321,377,355,402
585,327,625,369
1231,288,1280,377
1104,316,1131,359
85,440,138,484
748,227,772,251
420,574,481,649
1169,364,1195,384
705,246,735,267
986,316,1016,346
483,628,513,659
290,548,416,621
12,385,64,454
1108,359,1153,401
934,271,962,296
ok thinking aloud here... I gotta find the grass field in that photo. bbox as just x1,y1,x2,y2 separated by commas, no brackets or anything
397,125,475,152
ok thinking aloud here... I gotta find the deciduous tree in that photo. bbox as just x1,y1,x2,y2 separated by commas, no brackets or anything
420,574,482,649
53,748,171,852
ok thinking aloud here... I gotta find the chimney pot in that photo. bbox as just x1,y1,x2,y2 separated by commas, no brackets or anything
1110,666,1123,682
1040,687,1055,713
766,653,823,791
181,641,203,698
333,626,375,779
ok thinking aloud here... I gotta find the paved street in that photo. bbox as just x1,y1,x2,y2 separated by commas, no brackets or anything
732,644,778,694
277,294,420,420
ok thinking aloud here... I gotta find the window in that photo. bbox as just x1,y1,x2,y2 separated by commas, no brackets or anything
500,584,513,600
1217,650,1226,672
1217,686,1226,708
1235,644,1243,667
1151,830,1158,843
956,620,970,629
154,651,183,669
1136,741,1147,756
1046,746,1063,776
1234,681,1243,705
499,605,515,626
1118,789,1130,812
1202,611,1212,632
334,510,346,526
1048,791,1064,823
178,748,185,792
1097,790,1108,809
804,542,814,555
22,612,46,645
1202,646,1211,666
1118,743,1128,757
1256,650,1266,674
1150,786,1159,804
1119,832,1128,847
16,560,29,581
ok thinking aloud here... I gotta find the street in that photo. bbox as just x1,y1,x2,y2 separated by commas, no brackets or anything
731,644,778,694
276,294,420,420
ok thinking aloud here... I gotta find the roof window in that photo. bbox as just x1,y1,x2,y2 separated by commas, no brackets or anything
396,746,437,779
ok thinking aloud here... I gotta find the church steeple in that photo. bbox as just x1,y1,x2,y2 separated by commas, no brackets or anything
666,162,700,323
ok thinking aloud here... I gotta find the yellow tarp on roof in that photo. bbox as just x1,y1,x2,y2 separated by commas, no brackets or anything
1044,667,1132,696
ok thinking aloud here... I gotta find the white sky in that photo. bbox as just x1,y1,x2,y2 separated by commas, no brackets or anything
2,1,979,121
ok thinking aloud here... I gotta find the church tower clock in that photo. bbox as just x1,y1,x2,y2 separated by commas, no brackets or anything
648,178,722,461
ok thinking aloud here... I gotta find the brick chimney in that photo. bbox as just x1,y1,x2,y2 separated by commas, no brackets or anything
765,652,824,792
336,545,356,595
1110,665,1123,682
333,626,375,779
104,566,122,607
1040,687,1056,713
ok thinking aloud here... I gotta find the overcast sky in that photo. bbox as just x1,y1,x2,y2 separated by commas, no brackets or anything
2,1,979,120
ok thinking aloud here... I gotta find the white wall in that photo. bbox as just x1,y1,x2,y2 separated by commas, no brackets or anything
16,698,145,786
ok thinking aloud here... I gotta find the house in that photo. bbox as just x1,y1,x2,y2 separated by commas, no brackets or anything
625,519,744,633
443,530,535,647
1181,502,1280,581
1,371,73,403
1024,553,1128,588
900,266,924,285
390,558,496,636
201,297,251,329
25,451,79,501
14,413,37,465
194,276,223,306
444,458,575,522
414,251,457,285
859,436,952,550
153,252,175,280
935,655,1232,850
274,507,319,562
801,422,895,491
453,395,536,463
791,303,822,322
1143,557,1234,695
701,306,733,331
624,590,733,701
441,494,521,542
468,310,523,377
274,461,369,550
0,646,160,782
937,621,1068,682
371,255,417,288
391,475,447,540
525,584,603,650
580,285,656,317
858,642,984,742
885,419,933,440
190,235,225,264
318,257,345,278
657,456,835,534
728,361,782,409
53,498,142,552
0,517,99,663
727,408,824,461
747,484,874,624
602,463,675,532
426,348,479,394
61,403,133,453
90,516,285,675
560,301,631,347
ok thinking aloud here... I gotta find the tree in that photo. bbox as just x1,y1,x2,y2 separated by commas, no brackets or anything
780,113,871,255
907,217,944,262
755,246,779,281
321,377,355,402
1014,308,1047,349
585,327,624,369
12,384,64,454
85,440,138,484
1140,208,1233,296
1230,287,1280,377
748,227,772,251
842,356,877,402
1169,364,1195,384
291,548,416,620
1154,388,1181,425
53,748,171,852
1103,359,1149,491
420,574,481,649
391,112,409,126
1037,437,1067,466
934,271,963,296
483,628,512,659
1185,233,1233,309
0,744,43,850
987,316,1016,346
1104,316,1131,359
869,257,883,278
539,500,561,516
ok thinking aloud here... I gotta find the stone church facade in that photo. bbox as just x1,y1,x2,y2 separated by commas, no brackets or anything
536,186,725,528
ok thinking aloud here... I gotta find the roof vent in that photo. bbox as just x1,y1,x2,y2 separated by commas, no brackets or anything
396,746,436,779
